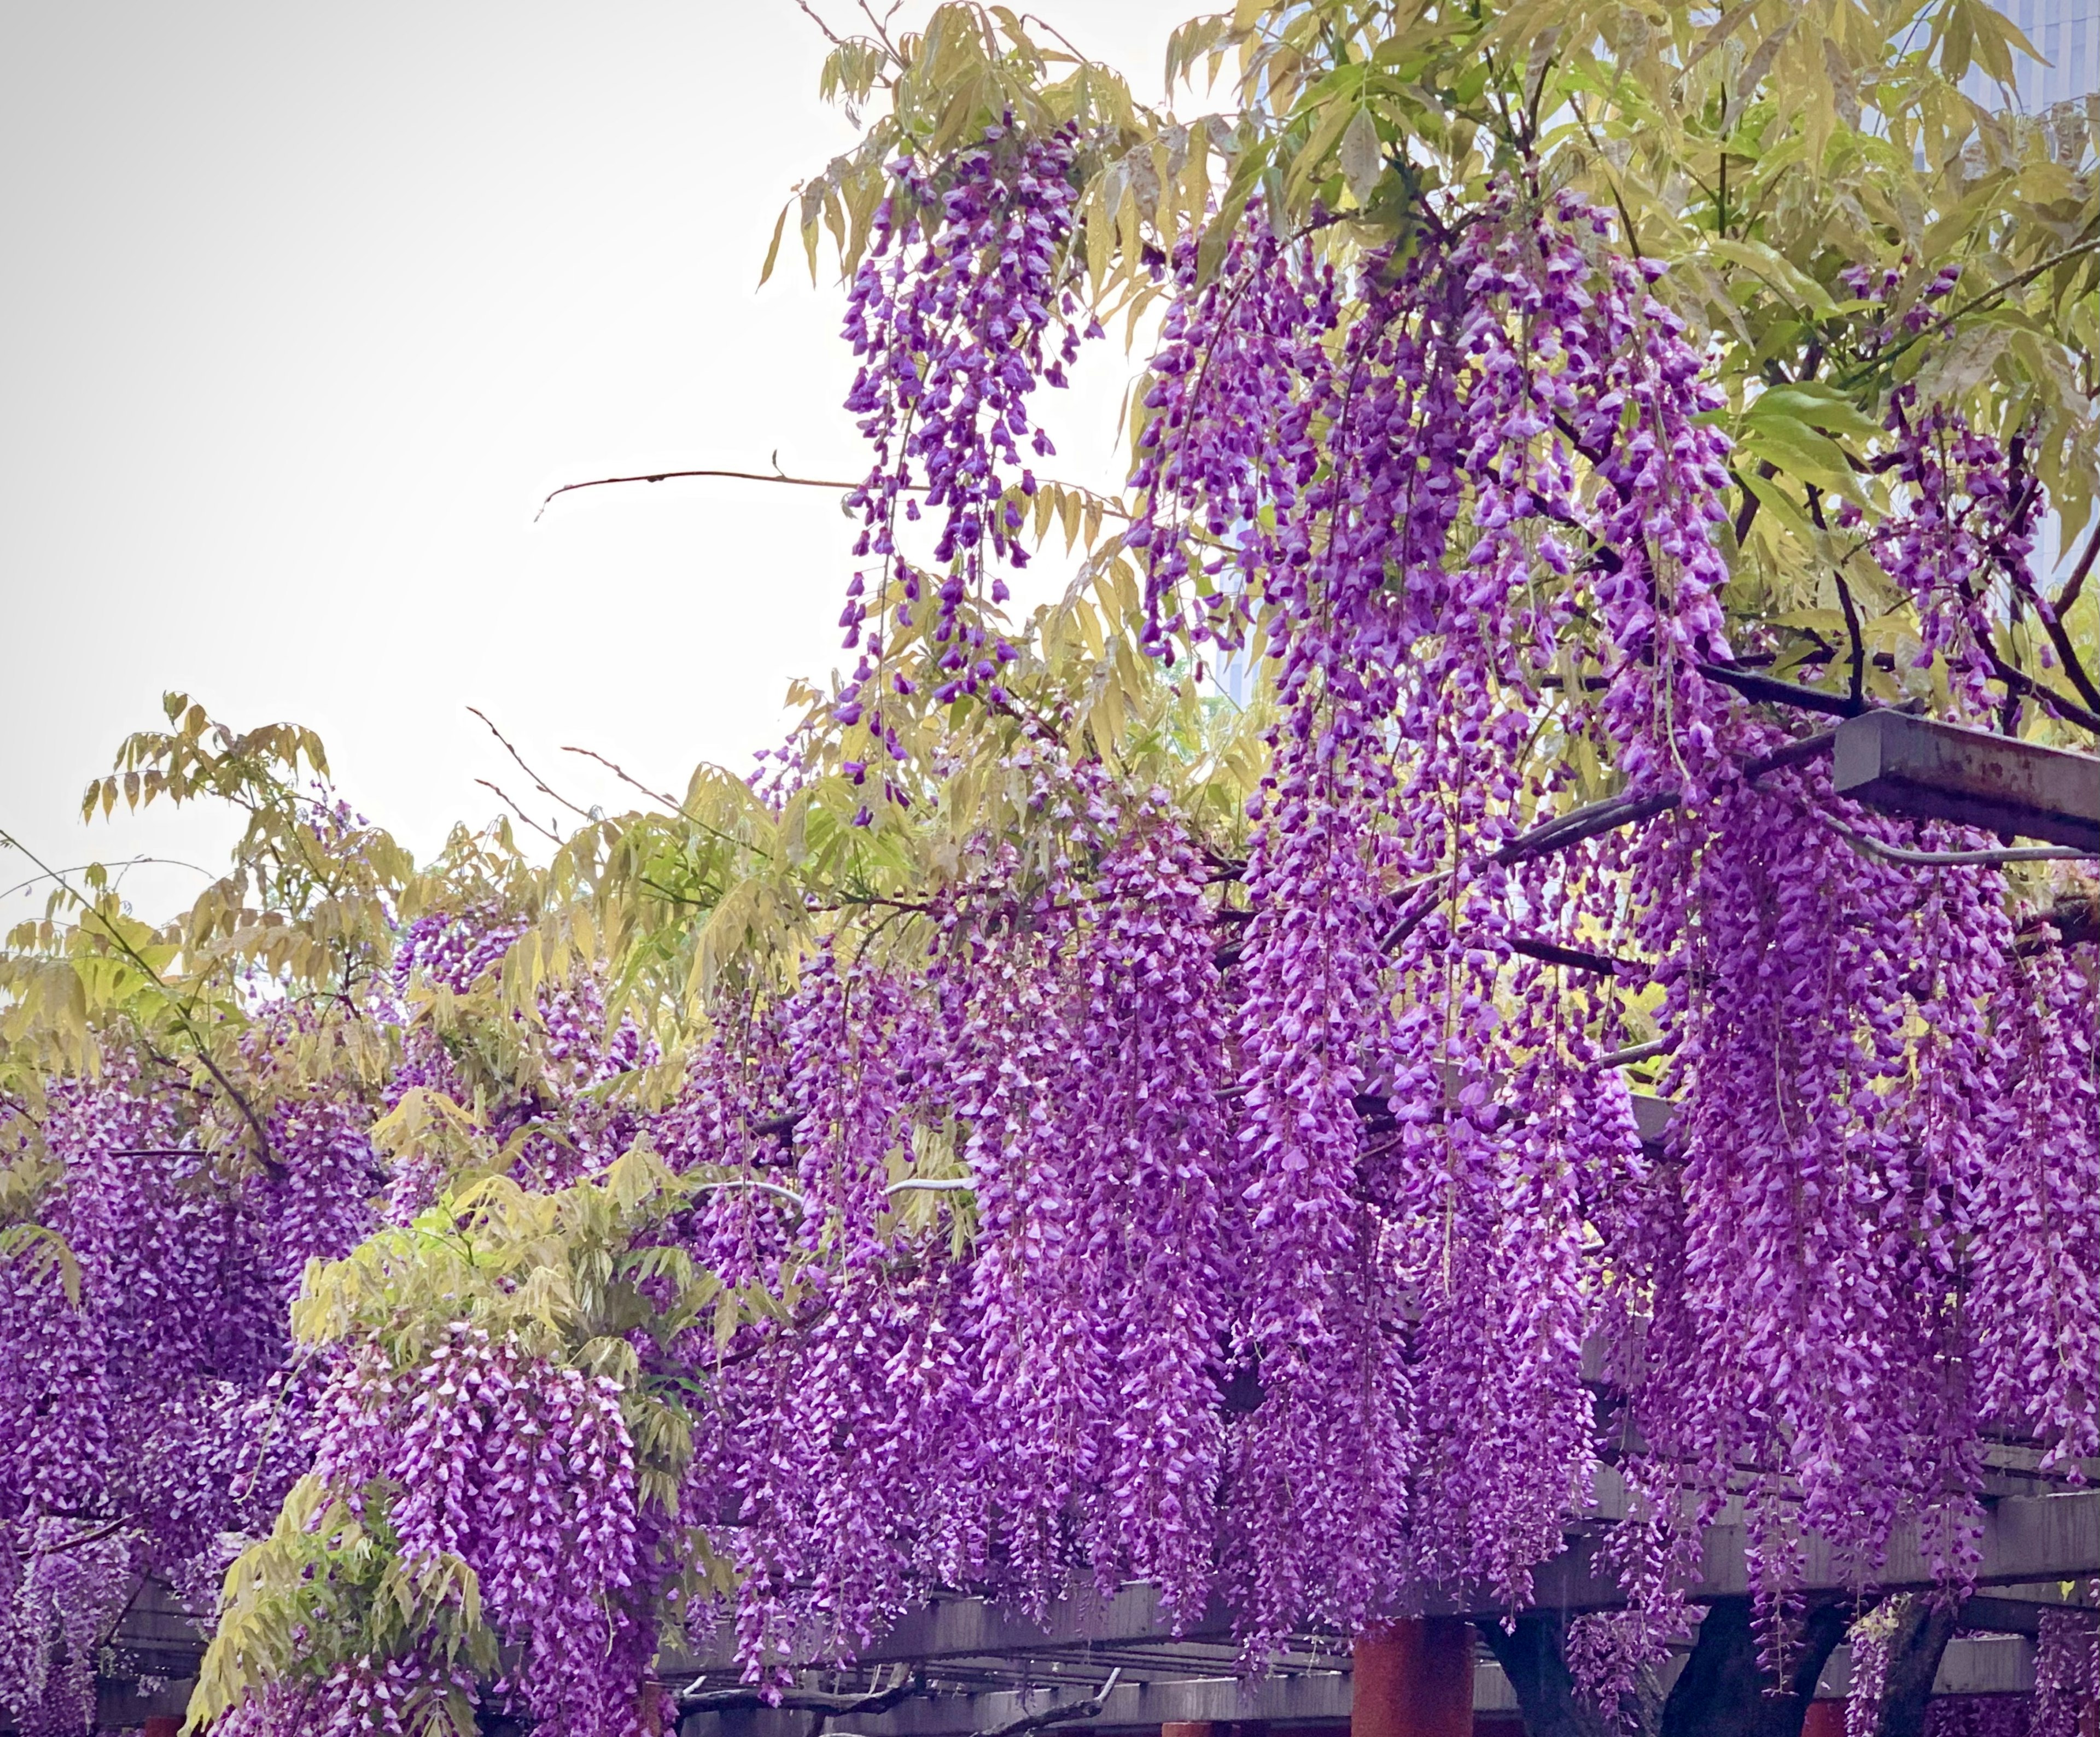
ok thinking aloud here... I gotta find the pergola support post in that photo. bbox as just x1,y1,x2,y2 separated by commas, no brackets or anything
1354,1619,1475,1737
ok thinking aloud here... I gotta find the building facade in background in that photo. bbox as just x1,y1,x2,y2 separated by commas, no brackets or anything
1998,0,2100,105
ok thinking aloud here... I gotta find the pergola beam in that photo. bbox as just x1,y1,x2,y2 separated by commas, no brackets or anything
1833,712,2100,850
664,1490,2100,1686
677,1636,2047,1737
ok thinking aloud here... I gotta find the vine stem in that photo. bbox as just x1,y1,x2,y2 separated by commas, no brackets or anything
1810,806,2096,866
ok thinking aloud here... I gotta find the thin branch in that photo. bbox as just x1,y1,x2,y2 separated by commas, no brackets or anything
1834,573,1867,713
1495,789,1682,865
535,465,878,522
689,1176,975,1215
853,1663,1142,1737
1596,1038,1669,1068
2016,897,2099,952
692,1178,810,1213
37,1517,135,1554
1510,935,1637,976
1811,806,2096,867
1836,232,2100,389
790,0,850,49
2011,574,2100,720
971,1669,1125,1737
0,856,215,904
562,745,684,813
469,708,598,824
474,779,565,847
534,462,1133,549
1699,660,1864,718
2059,514,2100,617
1981,645,2100,736
1741,725,1842,780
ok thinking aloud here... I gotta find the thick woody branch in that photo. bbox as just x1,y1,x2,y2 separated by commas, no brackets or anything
680,1672,926,1717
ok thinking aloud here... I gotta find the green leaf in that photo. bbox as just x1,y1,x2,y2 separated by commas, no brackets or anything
1736,407,1860,498
1751,383,1883,442
757,201,790,288
1702,237,1836,316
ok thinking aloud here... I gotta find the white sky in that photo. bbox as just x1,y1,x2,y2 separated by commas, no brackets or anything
0,1,1198,925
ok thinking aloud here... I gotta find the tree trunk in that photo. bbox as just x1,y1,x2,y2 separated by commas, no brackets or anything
1859,1594,1958,1737
1660,1598,1851,1737
1477,1611,1661,1737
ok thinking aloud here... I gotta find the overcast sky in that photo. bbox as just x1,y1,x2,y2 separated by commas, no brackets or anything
0,2,1195,925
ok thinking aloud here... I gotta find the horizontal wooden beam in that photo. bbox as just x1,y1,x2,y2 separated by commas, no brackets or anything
675,1635,2043,1737
665,1492,2100,1681
1816,1634,2034,1700
1833,713,2100,851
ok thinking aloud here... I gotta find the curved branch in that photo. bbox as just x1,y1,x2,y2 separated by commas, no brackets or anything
1811,806,2096,866
976,1671,1124,1737
536,465,877,522
680,1671,925,1718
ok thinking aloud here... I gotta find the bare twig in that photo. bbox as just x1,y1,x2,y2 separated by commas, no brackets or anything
1699,660,1865,718
2016,897,2099,952
692,1179,812,1213
840,1663,1142,1737
2012,579,2100,720
562,745,684,813
1981,645,2100,736
1495,789,1683,865
37,1517,135,1554
535,465,877,522
474,779,565,847
469,708,598,824
1834,573,1867,713
0,856,215,904
689,1176,975,1216
2060,514,2100,618
790,0,849,49
975,1670,1125,1737
1741,726,1842,780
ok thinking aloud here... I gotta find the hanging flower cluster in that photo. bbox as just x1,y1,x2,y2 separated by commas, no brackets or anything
838,118,1090,742
304,1328,643,1737
1125,180,1732,1642
0,1048,384,1733
679,775,1243,1661
1871,388,2037,717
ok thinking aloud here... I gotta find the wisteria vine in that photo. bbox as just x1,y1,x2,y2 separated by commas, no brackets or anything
4,111,2097,1737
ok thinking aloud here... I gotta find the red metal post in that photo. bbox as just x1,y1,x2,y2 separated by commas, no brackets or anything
1352,1619,1474,1737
